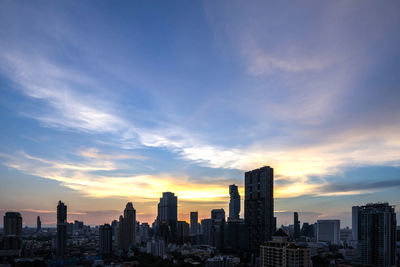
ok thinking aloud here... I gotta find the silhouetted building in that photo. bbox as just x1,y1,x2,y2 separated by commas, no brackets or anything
316,220,340,245
56,200,67,258
190,211,198,236
118,202,136,250
201,218,213,245
301,222,314,239
3,212,22,250
260,229,310,267
356,203,396,267
229,184,240,221
176,221,190,244
99,224,112,255
211,209,225,249
245,166,274,252
36,216,41,233
294,212,300,240
352,206,360,242
111,220,118,237
225,219,245,250
157,192,177,238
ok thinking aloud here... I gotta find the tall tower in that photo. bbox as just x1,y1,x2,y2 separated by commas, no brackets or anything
56,200,67,258
244,166,274,252
99,224,113,255
124,202,136,248
3,212,22,250
211,209,225,249
157,192,178,238
357,203,396,266
294,212,300,240
37,216,41,233
190,211,198,235
228,184,240,221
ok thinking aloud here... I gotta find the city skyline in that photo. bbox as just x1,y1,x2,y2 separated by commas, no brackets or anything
1,1,400,227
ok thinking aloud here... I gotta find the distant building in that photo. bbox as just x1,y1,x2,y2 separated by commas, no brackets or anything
260,229,310,267
99,224,112,255
3,212,22,250
352,206,360,242
228,184,240,221
316,220,340,245
118,202,136,250
157,192,178,238
225,219,245,250
300,222,314,239
201,218,213,245
245,166,274,252
176,221,190,244
190,211,198,236
36,216,41,233
356,203,396,267
294,212,300,240
211,209,225,249
56,200,67,258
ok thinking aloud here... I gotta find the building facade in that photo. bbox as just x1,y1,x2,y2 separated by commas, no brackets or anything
3,212,22,250
228,184,240,221
99,224,113,255
157,192,178,238
190,211,199,236
245,166,274,252
316,220,340,245
56,200,67,258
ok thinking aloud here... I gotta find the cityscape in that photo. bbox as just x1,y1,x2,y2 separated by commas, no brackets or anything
1,0,400,267
0,166,398,266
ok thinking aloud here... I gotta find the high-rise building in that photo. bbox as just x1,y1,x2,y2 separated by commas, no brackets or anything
190,211,198,236
244,166,274,252
157,192,178,238
201,218,213,245
56,200,67,258
352,206,360,242
294,212,300,240
260,229,310,267
118,202,136,250
3,212,22,250
229,184,240,221
176,221,190,244
36,216,41,233
211,209,225,249
99,224,113,255
356,203,396,267
316,220,340,245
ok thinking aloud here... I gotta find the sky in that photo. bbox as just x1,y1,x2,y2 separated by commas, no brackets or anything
1,0,400,228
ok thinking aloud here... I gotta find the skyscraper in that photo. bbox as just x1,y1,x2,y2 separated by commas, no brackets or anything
356,203,396,267
244,166,274,252
352,206,360,242
99,224,113,255
190,211,198,236
228,184,240,221
316,220,340,245
56,200,67,258
157,192,178,238
294,212,300,240
3,212,22,250
36,216,41,233
211,209,225,249
118,202,136,250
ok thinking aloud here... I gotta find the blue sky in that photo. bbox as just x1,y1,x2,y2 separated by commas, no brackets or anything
1,0,400,227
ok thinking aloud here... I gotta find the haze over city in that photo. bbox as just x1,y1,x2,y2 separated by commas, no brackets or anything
1,0,400,228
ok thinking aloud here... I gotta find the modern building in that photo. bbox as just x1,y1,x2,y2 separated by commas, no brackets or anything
56,201,68,258
118,202,136,249
176,220,190,244
316,220,340,245
356,203,396,267
201,218,213,245
36,216,41,233
157,192,178,238
228,184,240,221
3,212,22,250
225,219,245,250
294,212,300,240
211,209,225,249
99,224,112,255
352,206,360,242
245,166,274,252
260,229,310,267
190,211,198,236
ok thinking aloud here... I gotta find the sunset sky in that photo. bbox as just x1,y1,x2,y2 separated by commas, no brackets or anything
1,0,400,227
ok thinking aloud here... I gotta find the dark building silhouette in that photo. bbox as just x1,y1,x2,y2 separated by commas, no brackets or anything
3,212,22,250
225,219,245,250
228,184,240,221
190,211,198,236
211,209,225,249
355,203,396,267
157,192,177,239
99,224,112,255
201,218,213,245
294,212,300,240
56,200,67,258
36,216,41,233
118,202,136,250
244,166,274,252
300,222,314,239
176,220,190,244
